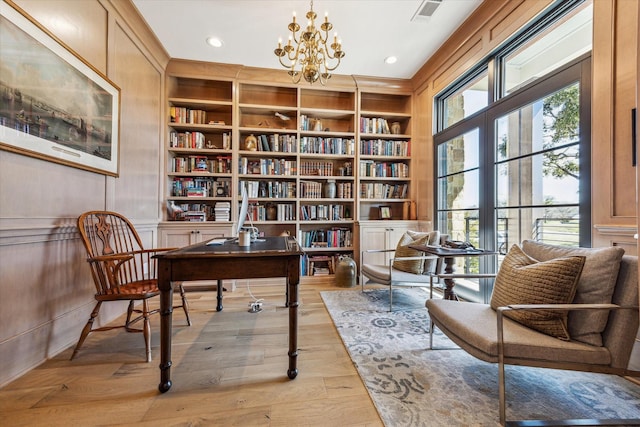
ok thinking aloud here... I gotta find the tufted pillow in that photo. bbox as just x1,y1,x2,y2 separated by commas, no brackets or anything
521,240,625,346
392,230,440,274
490,244,585,340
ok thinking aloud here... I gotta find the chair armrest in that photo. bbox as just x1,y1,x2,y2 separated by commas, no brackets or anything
361,248,397,267
437,273,496,279
390,255,439,263
89,253,134,263
498,303,630,312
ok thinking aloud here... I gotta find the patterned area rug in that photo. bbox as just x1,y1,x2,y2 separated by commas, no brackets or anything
321,288,640,426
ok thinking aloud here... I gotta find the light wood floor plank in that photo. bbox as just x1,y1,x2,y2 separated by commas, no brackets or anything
1,279,383,426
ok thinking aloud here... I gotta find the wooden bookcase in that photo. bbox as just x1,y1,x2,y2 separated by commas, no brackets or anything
358,91,413,221
159,65,415,276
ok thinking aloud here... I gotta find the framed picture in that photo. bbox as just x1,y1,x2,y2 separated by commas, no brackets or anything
0,1,120,176
379,206,391,220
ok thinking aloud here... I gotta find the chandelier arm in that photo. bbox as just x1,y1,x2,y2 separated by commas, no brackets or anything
287,41,305,63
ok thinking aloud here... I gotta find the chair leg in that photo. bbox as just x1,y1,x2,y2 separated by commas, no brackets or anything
429,319,434,349
389,283,393,312
499,358,507,425
124,300,135,331
70,301,102,360
179,284,191,326
142,299,152,362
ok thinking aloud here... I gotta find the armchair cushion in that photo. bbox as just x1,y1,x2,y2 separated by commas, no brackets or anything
490,245,585,340
392,230,440,274
521,240,625,346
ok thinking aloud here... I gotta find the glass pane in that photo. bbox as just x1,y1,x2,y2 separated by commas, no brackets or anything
437,169,479,211
437,210,480,243
503,2,592,95
496,207,579,255
442,71,489,128
437,129,479,176
496,148,580,208
496,83,580,162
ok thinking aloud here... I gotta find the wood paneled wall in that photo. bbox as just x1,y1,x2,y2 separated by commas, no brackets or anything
0,0,168,386
592,0,639,254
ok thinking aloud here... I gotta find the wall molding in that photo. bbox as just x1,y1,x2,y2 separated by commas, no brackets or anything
0,217,160,246
593,223,637,236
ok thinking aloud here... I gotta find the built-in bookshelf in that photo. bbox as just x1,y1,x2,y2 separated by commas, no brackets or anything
166,77,234,223
358,91,413,221
160,70,415,275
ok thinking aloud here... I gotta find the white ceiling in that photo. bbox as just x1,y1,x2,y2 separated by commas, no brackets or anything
132,0,483,80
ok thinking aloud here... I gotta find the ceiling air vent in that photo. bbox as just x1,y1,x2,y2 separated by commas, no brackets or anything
412,0,443,22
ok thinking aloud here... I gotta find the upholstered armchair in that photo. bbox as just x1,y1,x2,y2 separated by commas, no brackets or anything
360,230,445,311
426,240,640,426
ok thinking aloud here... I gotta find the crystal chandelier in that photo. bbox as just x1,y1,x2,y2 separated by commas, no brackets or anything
274,0,345,85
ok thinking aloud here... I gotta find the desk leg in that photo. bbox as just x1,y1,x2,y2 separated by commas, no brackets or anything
216,279,223,312
287,258,299,379
443,257,459,301
158,264,173,393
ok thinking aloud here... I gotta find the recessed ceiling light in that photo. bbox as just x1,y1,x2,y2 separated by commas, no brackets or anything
384,56,397,64
206,37,223,48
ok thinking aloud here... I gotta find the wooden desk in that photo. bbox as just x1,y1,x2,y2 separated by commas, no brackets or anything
410,245,496,300
155,236,304,393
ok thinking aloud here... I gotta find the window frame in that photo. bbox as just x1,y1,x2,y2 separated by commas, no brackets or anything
433,55,591,303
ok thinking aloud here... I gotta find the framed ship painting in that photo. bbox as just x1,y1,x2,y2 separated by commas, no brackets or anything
0,1,120,176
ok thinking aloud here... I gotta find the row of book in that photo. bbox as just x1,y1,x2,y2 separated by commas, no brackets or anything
172,178,230,197
360,139,411,157
299,253,354,276
245,133,297,153
171,156,232,174
299,181,354,199
169,107,214,125
292,181,347,200
297,228,353,249
359,183,408,199
241,180,297,199
359,160,410,178
171,203,215,221
299,160,339,176
299,204,351,221
238,157,297,176
169,131,231,150
360,117,393,134
299,137,355,155
242,203,296,221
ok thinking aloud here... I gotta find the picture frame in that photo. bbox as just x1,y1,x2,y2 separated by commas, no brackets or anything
0,1,120,176
379,206,391,220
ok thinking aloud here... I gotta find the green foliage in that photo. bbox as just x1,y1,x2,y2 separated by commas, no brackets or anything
542,85,580,179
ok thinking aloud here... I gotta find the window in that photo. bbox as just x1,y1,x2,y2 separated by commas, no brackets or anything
500,3,592,96
433,0,591,303
440,69,489,129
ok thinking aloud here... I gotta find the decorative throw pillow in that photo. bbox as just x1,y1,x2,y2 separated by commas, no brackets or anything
490,244,585,340
521,240,625,346
392,230,440,274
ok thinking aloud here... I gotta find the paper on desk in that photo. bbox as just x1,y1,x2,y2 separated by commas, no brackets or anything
206,238,228,245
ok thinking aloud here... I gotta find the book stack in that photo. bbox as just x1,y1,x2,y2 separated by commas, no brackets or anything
214,202,230,222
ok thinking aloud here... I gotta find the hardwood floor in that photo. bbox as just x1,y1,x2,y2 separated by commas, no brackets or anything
0,278,383,426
